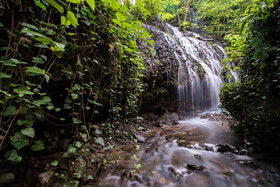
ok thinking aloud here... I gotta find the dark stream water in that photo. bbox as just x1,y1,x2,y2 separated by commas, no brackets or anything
97,111,280,187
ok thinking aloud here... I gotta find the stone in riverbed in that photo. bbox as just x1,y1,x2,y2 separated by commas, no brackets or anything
0,173,15,186
38,171,55,187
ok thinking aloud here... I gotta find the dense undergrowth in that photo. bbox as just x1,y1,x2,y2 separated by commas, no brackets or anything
220,0,280,152
0,0,155,178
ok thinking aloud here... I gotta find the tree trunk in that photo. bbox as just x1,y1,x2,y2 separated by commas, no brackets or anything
177,5,181,28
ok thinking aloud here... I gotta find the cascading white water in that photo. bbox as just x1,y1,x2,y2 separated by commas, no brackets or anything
165,24,225,115
141,23,238,115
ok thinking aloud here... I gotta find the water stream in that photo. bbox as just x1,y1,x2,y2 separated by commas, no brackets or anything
96,24,280,186
97,111,280,186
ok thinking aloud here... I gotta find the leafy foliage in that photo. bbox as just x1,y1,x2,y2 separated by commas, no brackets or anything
0,0,153,167
220,0,280,151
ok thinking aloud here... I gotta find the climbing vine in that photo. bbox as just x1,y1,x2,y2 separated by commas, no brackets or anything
0,0,153,165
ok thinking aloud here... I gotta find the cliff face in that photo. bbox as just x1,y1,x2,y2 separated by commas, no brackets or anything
139,23,231,115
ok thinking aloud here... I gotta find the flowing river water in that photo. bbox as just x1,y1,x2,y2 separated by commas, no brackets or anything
96,110,280,187
96,23,280,186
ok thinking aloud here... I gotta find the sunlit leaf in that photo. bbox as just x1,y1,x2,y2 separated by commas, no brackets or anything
67,0,81,3
86,0,95,10
66,11,79,28
34,0,46,10
46,0,64,13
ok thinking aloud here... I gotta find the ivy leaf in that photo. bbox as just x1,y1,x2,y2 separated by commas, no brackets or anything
66,11,79,28
32,57,45,64
51,160,59,166
2,58,27,66
73,118,82,124
0,72,12,79
3,106,17,116
32,96,51,106
5,149,22,162
13,87,34,96
31,140,45,151
61,16,70,26
95,137,105,146
86,0,95,10
10,132,29,150
95,129,103,135
25,66,45,75
45,0,64,13
21,127,35,138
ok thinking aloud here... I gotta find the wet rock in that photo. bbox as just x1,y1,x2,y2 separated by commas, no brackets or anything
24,168,38,187
38,171,55,187
58,138,70,150
217,144,236,153
43,131,51,138
159,112,179,125
187,164,205,171
151,121,161,127
135,135,145,142
0,173,15,186
177,139,187,146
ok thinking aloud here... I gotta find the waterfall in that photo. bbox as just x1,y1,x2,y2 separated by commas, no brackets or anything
141,23,235,116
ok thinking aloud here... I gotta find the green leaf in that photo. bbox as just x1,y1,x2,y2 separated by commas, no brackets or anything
2,58,27,66
67,144,77,154
71,93,79,99
67,0,81,3
3,106,17,116
87,99,103,106
86,0,95,10
0,21,3,27
21,28,46,38
21,127,35,138
61,16,70,26
95,129,102,135
21,22,38,31
66,11,79,28
34,37,52,45
10,132,29,150
31,140,45,151
52,41,65,51
46,0,64,13
33,42,49,48
32,96,51,106
74,141,82,148
51,160,59,166
32,57,45,64
5,149,22,162
0,72,12,79
73,118,82,124
25,66,45,75
13,87,34,95
95,137,105,146
116,12,126,22
34,0,46,10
